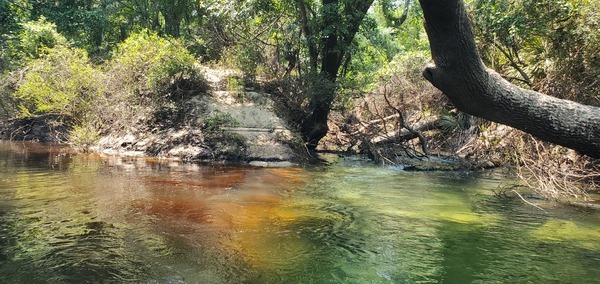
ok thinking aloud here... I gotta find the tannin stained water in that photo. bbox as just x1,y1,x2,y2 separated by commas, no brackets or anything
0,141,599,283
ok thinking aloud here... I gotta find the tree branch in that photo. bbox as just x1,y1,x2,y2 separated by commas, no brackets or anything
419,0,600,158
382,85,429,155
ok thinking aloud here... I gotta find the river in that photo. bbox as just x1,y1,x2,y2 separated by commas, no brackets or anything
0,141,598,283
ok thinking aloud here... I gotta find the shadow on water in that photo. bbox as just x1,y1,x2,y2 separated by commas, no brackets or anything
0,141,75,171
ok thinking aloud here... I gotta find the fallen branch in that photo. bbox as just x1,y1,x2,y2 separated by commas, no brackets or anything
511,190,546,212
382,87,429,155
370,119,439,145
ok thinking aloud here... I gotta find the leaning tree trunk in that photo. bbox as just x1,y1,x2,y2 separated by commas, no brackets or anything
418,0,600,158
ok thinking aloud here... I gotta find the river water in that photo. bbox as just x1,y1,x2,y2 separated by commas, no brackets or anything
0,141,599,283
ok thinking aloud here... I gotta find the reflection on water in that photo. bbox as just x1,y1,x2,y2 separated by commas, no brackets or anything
0,141,599,283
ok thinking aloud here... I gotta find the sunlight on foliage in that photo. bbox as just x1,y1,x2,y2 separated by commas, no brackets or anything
8,16,68,62
108,30,198,95
68,121,101,150
14,45,102,118
11,28,204,147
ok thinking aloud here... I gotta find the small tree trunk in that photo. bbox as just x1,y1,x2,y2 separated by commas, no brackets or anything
301,101,332,150
418,0,600,158
299,0,375,150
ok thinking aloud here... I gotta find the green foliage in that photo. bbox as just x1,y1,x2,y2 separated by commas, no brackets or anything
471,0,600,105
202,111,239,133
438,114,461,135
96,31,205,139
201,110,246,160
299,71,337,106
0,74,17,118
0,0,31,54
68,121,101,150
14,45,101,118
380,52,432,87
541,0,600,105
197,113,247,159
235,45,263,82
0,1,17,36
108,30,198,95
226,76,245,93
371,51,442,116
6,17,68,63
336,1,431,111
3,0,596,153
11,28,206,147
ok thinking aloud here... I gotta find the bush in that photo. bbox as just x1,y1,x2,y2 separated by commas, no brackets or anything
202,110,239,133
539,2,600,106
68,121,101,150
107,30,199,96
472,0,600,106
14,29,207,147
7,17,68,63
13,45,102,119
12,29,207,148
98,30,207,135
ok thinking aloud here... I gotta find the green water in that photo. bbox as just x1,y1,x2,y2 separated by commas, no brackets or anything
0,141,599,283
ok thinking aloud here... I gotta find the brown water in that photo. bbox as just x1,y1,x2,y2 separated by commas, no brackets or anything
0,141,599,283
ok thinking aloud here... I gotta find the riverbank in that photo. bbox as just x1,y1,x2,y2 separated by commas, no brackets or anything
1,65,597,199
0,66,478,171
0,113,474,170
1,68,307,167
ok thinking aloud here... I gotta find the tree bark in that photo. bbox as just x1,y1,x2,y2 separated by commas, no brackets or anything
299,0,374,150
370,119,439,145
418,0,600,158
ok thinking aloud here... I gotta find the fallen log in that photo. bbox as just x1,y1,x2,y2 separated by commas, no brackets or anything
370,119,440,145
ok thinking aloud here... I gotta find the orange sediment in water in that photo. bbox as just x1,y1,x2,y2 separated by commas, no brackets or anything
131,167,310,269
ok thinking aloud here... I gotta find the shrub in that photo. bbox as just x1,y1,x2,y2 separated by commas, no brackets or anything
107,30,199,96
99,31,207,134
202,110,239,133
538,2,600,106
68,121,101,150
11,29,207,148
0,71,19,118
13,45,102,119
8,17,68,62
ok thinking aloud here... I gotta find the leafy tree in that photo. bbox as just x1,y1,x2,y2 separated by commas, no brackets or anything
204,0,414,149
8,17,68,62
0,1,17,59
0,0,30,39
288,0,375,148
471,0,599,105
337,1,429,108
159,0,196,37
27,0,107,53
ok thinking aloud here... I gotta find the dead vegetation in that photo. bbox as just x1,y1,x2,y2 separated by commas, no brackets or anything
321,56,478,164
318,56,599,199
514,135,600,199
